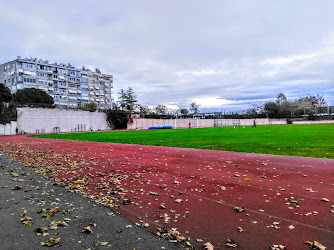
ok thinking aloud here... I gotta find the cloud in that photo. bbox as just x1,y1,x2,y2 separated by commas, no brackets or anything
0,0,334,111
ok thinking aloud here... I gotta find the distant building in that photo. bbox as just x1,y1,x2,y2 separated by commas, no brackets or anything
0,56,113,109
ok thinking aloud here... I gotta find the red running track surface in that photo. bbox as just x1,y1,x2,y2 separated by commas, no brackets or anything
0,135,333,249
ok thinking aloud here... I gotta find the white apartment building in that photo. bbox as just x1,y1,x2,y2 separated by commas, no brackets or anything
0,56,113,109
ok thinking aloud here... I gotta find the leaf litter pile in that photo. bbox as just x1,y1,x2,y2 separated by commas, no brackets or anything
0,135,333,249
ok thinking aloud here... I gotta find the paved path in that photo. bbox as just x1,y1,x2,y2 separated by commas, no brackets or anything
0,135,333,249
0,151,182,250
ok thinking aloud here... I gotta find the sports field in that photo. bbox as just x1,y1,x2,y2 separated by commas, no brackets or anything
35,124,334,159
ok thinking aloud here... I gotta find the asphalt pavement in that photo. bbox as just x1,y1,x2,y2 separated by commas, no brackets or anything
0,151,183,250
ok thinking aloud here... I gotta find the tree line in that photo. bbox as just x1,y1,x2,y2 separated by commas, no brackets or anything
262,93,328,119
0,84,55,124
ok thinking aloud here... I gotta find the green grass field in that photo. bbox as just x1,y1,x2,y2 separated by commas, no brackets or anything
33,124,334,159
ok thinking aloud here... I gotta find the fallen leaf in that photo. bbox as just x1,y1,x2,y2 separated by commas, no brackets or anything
149,191,160,196
57,221,68,226
122,199,131,205
270,244,286,249
35,227,48,233
203,242,214,250
234,206,245,213
41,237,60,247
21,216,32,223
225,239,239,248
82,226,93,234
305,240,326,250
42,207,59,217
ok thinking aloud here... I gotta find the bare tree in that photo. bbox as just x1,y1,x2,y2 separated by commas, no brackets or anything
276,93,288,105
189,101,199,114
155,104,168,114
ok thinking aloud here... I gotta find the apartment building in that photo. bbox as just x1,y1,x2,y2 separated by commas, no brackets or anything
0,56,113,109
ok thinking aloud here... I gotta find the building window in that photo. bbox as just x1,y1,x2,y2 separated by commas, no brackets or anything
23,62,35,68
23,77,36,83
38,80,48,85
81,78,88,83
38,72,48,77
37,65,54,71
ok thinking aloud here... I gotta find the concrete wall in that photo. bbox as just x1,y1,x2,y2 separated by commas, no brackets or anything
127,118,288,130
293,120,334,125
17,108,109,134
0,121,17,135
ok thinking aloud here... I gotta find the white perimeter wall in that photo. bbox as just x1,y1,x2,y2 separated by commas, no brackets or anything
0,121,17,135
17,108,109,134
293,120,334,125
127,118,288,130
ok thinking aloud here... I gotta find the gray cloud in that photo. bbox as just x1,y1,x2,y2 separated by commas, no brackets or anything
1,0,333,111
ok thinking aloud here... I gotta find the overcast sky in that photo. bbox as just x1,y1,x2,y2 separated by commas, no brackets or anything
1,0,333,112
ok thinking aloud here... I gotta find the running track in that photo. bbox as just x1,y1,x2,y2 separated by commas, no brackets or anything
0,135,333,249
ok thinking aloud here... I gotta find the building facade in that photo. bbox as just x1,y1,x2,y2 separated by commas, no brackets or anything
0,57,113,109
